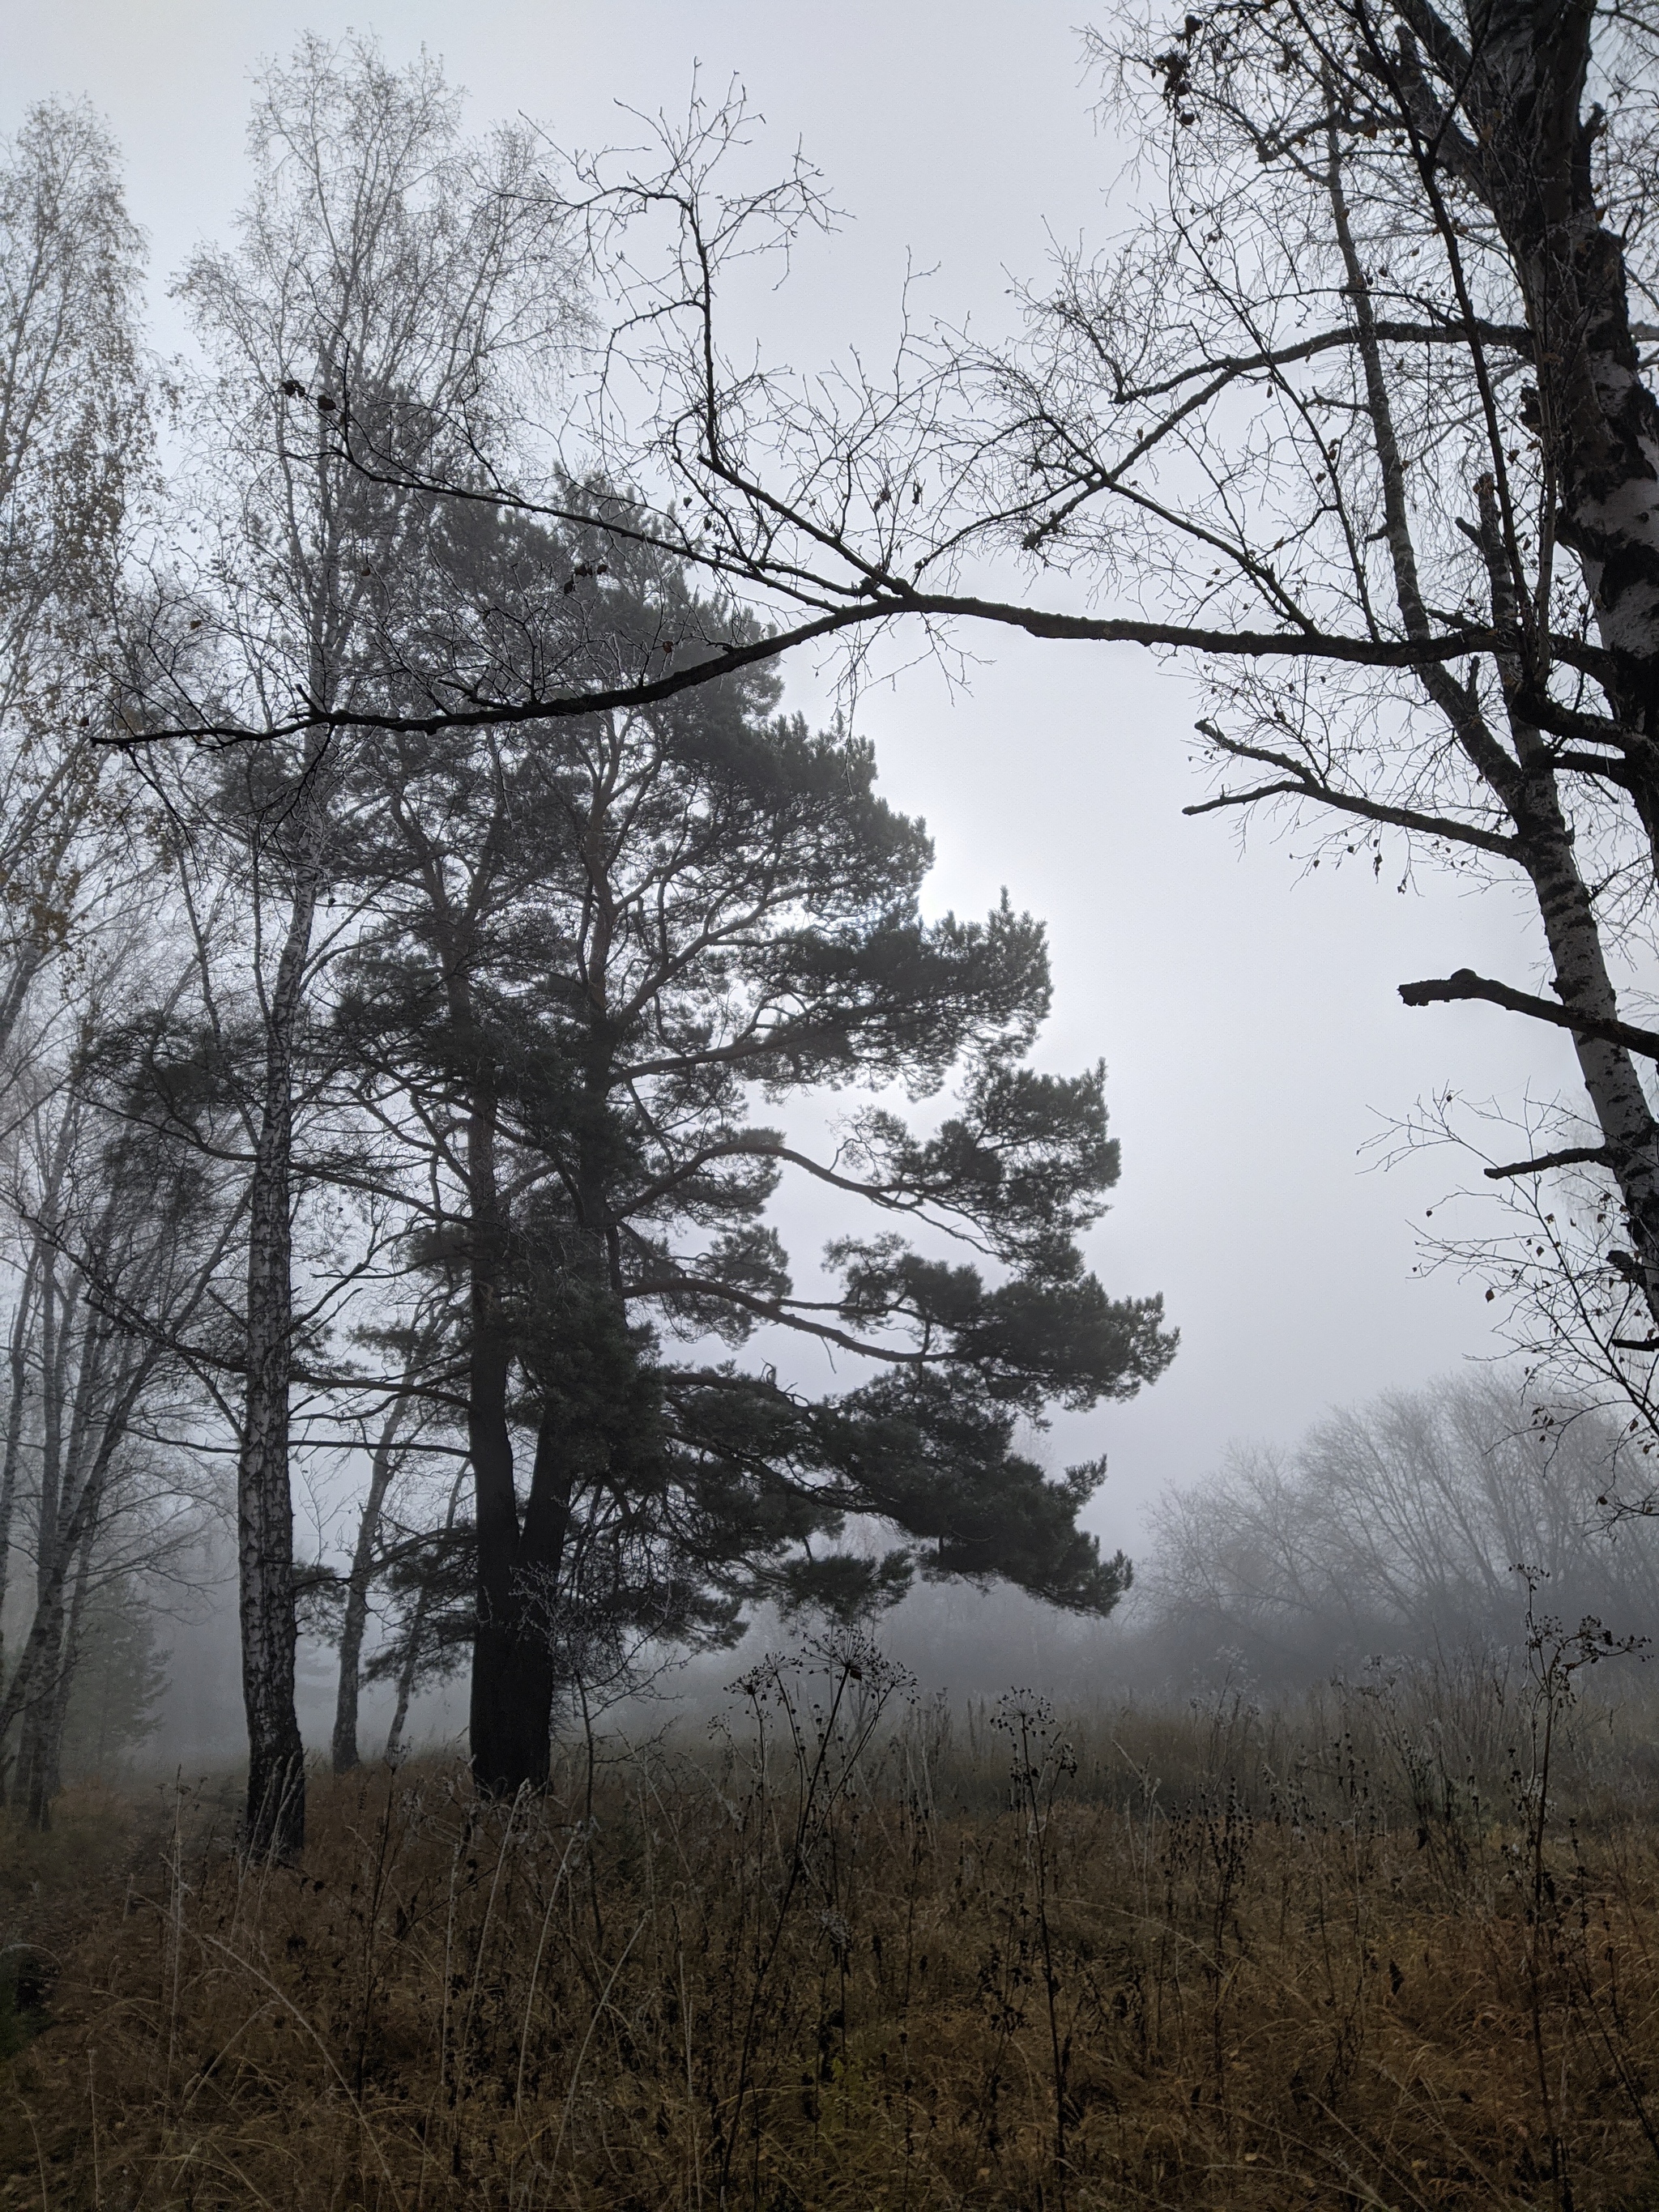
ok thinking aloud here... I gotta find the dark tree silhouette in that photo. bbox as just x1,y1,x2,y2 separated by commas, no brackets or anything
336,514,1172,1792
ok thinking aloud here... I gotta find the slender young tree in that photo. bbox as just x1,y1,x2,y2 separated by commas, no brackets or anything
327,1301,447,1773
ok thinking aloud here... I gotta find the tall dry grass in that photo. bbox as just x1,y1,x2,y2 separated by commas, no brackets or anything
6,1622,1659,2208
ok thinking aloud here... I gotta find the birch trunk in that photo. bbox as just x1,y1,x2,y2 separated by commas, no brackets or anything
1479,8,1659,1328
237,869,317,1858
0,1255,40,1674
1328,79,1659,1337
1478,468,1659,1323
1452,3,1659,777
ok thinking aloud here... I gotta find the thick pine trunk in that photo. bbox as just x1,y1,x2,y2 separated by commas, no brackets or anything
468,1451,572,1794
470,1627,557,1794
237,877,315,1858
463,1089,581,1794
465,1084,557,1793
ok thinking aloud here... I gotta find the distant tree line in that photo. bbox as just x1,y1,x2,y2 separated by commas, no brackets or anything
1142,1376,1659,1686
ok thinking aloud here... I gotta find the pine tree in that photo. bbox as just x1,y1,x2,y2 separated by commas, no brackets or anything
338,512,1174,1792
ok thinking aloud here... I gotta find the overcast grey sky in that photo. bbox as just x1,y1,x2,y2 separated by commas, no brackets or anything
2,1,1576,1556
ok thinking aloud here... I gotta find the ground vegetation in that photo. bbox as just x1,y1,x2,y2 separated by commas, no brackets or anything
4,1630,1659,2210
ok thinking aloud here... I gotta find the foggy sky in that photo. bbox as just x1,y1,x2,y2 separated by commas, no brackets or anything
1,0,1580,1560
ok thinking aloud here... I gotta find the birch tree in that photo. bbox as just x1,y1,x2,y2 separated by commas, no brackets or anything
0,102,175,1818
0,99,148,1067
158,33,575,1855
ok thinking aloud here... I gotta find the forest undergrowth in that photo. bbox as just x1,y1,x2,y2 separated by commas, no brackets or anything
7,1626,1659,2210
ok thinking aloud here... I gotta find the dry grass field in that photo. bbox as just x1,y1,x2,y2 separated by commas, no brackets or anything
6,1627,1659,2210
